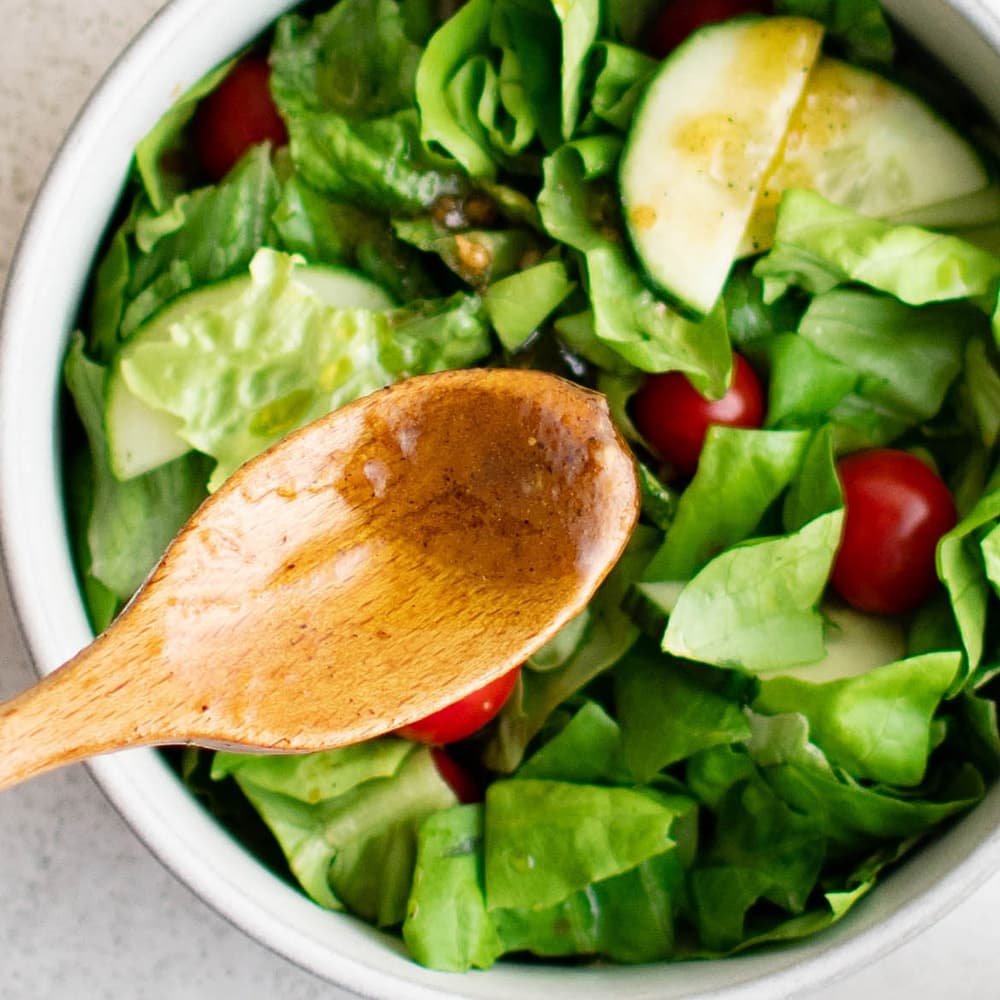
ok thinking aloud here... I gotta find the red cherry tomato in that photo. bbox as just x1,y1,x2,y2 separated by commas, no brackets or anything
630,354,765,478
649,0,772,59
831,449,957,616
431,748,482,804
192,55,288,182
396,666,521,745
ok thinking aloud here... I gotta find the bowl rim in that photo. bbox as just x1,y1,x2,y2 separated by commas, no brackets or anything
3,1,1000,997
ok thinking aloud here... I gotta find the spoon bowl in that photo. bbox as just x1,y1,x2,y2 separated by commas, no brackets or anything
0,368,638,790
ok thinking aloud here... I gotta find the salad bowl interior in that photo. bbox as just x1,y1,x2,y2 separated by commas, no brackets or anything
3,0,1000,997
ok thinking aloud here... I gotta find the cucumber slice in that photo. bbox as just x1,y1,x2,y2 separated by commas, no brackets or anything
106,263,394,480
739,58,990,256
620,16,823,317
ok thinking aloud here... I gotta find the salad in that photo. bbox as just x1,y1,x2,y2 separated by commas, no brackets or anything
63,0,1000,973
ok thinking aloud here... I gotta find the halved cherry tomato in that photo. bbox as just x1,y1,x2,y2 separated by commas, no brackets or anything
630,353,765,478
648,0,772,59
831,449,957,616
397,666,521,745
431,748,482,804
193,55,288,182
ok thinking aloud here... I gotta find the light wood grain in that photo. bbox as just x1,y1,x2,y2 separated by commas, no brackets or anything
0,368,638,789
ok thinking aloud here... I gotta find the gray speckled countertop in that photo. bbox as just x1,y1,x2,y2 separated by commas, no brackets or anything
2,3,1000,998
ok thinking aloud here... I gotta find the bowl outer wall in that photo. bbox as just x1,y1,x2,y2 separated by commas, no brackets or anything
1,0,1000,997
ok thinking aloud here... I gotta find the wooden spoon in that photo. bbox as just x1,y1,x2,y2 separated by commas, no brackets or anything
0,368,639,791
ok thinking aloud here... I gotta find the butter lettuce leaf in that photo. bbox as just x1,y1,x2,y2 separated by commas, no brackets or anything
516,701,630,784
938,477,1000,681
272,0,462,212
642,427,811,582
213,741,456,921
415,0,561,176
484,780,690,910
659,427,844,673
135,57,239,210
403,802,687,970
754,653,961,785
755,190,1000,306
402,805,504,971
616,642,752,783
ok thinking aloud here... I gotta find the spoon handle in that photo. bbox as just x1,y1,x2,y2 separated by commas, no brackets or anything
0,638,170,790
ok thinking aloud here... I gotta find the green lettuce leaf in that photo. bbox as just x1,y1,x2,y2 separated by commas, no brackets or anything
690,775,826,951
403,802,687,970
660,427,843,673
393,217,546,289
687,880,873,958
483,259,575,350
761,288,974,450
271,0,421,120
550,0,600,141
402,805,504,971
616,642,752,782
582,42,658,132
745,713,984,843
271,0,461,212
415,0,561,177
794,290,972,446
538,136,732,391
88,146,281,361
754,653,961,785
516,701,630,784
484,779,689,909
213,741,456,921
492,847,685,962
961,335,1000,449
272,172,437,300
754,190,1000,307
64,334,209,601
118,248,490,490
642,427,811,582
63,449,119,631
760,332,858,430
661,512,843,672
937,477,1000,679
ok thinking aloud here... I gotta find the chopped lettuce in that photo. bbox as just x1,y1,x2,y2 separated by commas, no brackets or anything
483,779,690,909
754,653,961,785
642,427,811,582
415,0,561,176
271,0,463,212
62,0,1000,976
213,741,457,920
658,429,844,673
616,643,752,782
755,190,1000,307
117,248,490,490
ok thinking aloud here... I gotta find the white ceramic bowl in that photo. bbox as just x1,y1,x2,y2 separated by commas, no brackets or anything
4,2,1000,997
